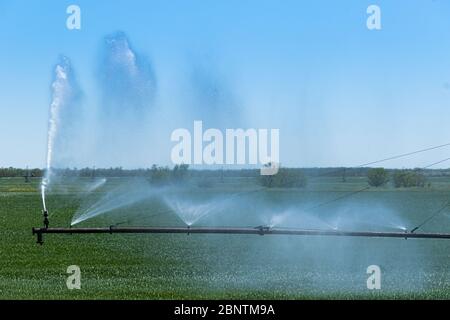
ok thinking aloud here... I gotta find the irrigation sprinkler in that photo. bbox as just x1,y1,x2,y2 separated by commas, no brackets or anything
43,210,49,229
32,225,450,245
33,208,450,244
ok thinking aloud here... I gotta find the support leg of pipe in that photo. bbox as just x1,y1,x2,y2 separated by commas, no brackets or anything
33,228,44,245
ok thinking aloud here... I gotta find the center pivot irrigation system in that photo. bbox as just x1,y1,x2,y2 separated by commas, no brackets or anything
32,209,450,245
33,143,450,244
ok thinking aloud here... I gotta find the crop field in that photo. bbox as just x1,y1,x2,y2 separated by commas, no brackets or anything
1,176,450,299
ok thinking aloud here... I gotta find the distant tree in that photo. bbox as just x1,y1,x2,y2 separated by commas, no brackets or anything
260,167,307,188
260,163,275,188
30,168,43,177
150,165,171,184
393,170,426,188
367,168,389,187
172,164,189,182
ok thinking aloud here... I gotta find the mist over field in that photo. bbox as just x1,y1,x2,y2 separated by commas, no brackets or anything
1,1,450,301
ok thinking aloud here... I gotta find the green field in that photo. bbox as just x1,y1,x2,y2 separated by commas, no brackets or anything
1,176,449,299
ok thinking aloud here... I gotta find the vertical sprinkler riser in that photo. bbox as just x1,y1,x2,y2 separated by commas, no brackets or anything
34,209,49,244
43,210,49,229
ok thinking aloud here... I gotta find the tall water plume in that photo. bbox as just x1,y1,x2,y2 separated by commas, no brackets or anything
41,56,80,211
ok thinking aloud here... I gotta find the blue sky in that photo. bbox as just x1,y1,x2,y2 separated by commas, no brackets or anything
1,0,450,168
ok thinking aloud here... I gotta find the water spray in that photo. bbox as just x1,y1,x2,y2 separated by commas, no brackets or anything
40,56,75,220
410,201,449,233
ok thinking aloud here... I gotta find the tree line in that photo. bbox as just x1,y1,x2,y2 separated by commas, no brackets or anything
367,168,429,188
0,167,43,178
1,166,447,190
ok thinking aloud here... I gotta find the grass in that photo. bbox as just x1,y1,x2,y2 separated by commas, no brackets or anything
1,176,449,299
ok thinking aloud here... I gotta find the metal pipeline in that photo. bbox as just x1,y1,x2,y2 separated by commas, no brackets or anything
32,226,450,244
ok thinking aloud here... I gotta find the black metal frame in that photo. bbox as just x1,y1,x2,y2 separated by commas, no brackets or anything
32,209,450,244
32,225,450,245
